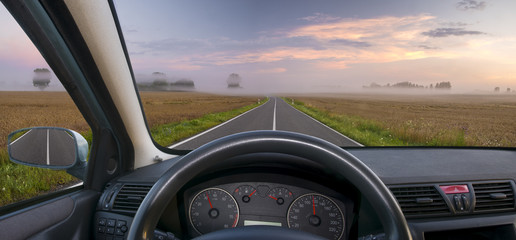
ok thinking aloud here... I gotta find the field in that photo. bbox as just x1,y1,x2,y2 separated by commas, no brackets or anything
0,91,258,206
288,93,516,147
139,91,260,132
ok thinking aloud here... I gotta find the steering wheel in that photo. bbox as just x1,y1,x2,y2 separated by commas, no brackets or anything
127,130,412,240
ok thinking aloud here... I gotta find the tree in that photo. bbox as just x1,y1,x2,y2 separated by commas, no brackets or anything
435,81,451,89
171,78,195,89
150,72,168,90
33,68,51,90
227,73,242,88
495,87,500,92
507,88,511,93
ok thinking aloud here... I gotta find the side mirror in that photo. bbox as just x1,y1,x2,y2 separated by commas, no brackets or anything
7,127,88,180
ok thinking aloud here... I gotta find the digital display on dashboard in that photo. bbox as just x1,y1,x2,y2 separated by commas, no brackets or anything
244,220,282,227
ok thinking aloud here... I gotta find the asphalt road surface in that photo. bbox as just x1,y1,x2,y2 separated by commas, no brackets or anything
9,128,76,167
169,97,362,150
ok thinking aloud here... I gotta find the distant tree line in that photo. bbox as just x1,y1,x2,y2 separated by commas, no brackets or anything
364,81,452,90
137,72,195,91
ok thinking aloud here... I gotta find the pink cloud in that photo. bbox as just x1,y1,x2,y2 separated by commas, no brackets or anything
255,67,287,74
289,15,435,41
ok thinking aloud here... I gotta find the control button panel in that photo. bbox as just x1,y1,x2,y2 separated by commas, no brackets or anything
95,212,132,240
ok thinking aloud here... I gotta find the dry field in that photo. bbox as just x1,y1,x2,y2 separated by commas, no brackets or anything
139,91,258,127
290,93,516,147
0,91,257,150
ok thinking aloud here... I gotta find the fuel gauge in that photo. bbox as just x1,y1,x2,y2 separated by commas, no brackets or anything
233,185,257,203
268,187,294,205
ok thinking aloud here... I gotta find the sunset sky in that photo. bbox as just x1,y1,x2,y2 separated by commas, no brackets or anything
1,0,515,93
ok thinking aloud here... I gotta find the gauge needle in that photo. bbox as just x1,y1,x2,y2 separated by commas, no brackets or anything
249,190,256,197
232,213,238,227
206,193,213,208
268,195,277,200
312,195,315,215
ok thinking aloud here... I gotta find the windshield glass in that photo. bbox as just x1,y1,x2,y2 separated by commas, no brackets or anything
114,0,516,150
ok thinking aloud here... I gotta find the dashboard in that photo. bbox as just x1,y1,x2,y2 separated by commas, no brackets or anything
94,147,516,240
180,173,355,239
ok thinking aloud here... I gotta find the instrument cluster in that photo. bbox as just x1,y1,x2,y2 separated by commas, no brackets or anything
183,179,351,240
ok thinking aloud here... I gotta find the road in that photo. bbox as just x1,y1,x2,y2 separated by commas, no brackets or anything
170,97,362,150
9,128,76,166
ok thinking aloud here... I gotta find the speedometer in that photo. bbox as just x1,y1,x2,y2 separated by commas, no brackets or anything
287,193,344,240
189,188,239,234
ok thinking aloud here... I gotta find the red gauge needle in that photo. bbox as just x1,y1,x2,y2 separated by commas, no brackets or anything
268,195,278,200
312,195,316,215
232,213,239,227
206,193,213,208
249,190,257,197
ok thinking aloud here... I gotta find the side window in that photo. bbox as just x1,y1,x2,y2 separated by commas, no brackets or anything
0,5,90,207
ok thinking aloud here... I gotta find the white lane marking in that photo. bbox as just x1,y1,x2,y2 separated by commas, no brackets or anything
46,129,50,165
272,98,277,131
9,129,33,145
168,98,271,149
282,99,364,147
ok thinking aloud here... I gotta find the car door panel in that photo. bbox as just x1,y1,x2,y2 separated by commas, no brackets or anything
0,190,98,240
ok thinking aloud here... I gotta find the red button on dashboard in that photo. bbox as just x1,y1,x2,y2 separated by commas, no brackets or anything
440,185,469,194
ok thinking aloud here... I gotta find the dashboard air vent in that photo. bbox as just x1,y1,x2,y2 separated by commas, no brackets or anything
390,185,450,217
473,181,515,212
112,184,152,215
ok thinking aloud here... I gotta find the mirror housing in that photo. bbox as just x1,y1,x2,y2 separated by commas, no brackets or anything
7,127,88,180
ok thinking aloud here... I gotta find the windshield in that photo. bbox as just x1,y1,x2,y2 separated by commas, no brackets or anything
113,0,516,150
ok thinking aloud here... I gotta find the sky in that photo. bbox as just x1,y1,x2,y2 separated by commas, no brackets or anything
1,0,516,93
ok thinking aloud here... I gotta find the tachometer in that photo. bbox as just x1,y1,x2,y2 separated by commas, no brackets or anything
287,193,344,240
189,188,239,234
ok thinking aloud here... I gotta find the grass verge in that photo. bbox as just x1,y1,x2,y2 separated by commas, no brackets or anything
0,162,78,206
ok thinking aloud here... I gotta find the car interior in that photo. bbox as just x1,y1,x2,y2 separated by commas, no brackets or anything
1,1,515,240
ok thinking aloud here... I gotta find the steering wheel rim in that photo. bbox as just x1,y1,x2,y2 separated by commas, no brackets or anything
127,130,411,240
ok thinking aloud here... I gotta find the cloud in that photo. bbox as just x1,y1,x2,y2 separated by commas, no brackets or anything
128,14,450,72
329,39,371,48
444,22,469,27
255,68,287,74
315,60,350,70
456,0,487,11
421,28,486,38
129,35,328,56
299,13,340,23
289,15,435,42
127,14,465,73
418,45,440,50
127,14,510,75
133,38,211,54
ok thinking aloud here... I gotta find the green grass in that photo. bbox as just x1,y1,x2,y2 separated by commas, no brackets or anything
0,100,265,207
0,163,78,206
0,149,8,165
151,98,266,146
284,98,406,146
